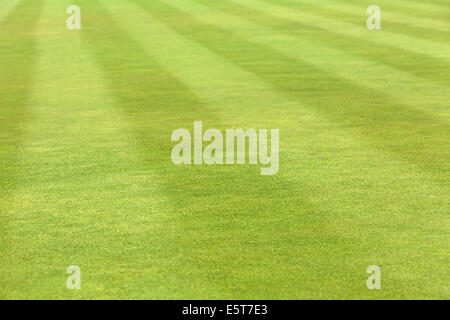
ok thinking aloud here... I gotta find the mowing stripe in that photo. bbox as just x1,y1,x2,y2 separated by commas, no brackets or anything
0,0,50,298
141,0,449,176
197,0,450,111
0,0,44,194
78,0,244,298
2,0,167,299
118,0,449,193
418,0,450,8
203,0,450,88
366,0,450,17
289,0,450,34
1,0,448,299
102,0,449,299
85,0,357,298
109,0,446,206
0,0,22,23
330,0,450,21
0,0,45,206
243,0,450,61
129,0,447,299
0,1,45,296
105,0,320,127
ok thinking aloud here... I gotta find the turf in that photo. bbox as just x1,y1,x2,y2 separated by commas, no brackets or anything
0,0,449,299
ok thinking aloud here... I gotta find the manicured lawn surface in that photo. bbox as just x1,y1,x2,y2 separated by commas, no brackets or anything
0,0,448,299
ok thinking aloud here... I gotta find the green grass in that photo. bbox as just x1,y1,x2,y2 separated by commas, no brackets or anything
0,0,449,299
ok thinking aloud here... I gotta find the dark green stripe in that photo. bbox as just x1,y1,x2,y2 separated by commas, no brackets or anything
206,0,450,88
0,0,45,200
0,0,45,299
79,0,323,297
132,0,449,178
293,0,449,41
326,0,450,21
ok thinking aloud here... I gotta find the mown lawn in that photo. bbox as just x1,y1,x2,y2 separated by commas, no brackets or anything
0,0,448,299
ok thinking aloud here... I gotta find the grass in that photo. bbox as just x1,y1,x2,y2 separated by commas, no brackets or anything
0,0,449,299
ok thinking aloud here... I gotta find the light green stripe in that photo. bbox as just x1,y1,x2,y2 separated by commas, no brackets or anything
375,0,450,14
204,0,449,85
122,0,448,177
326,0,450,16
237,0,450,60
160,0,449,118
101,0,314,128
292,0,450,32
0,0,22,22
2,0,148,298
108,0,448,298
